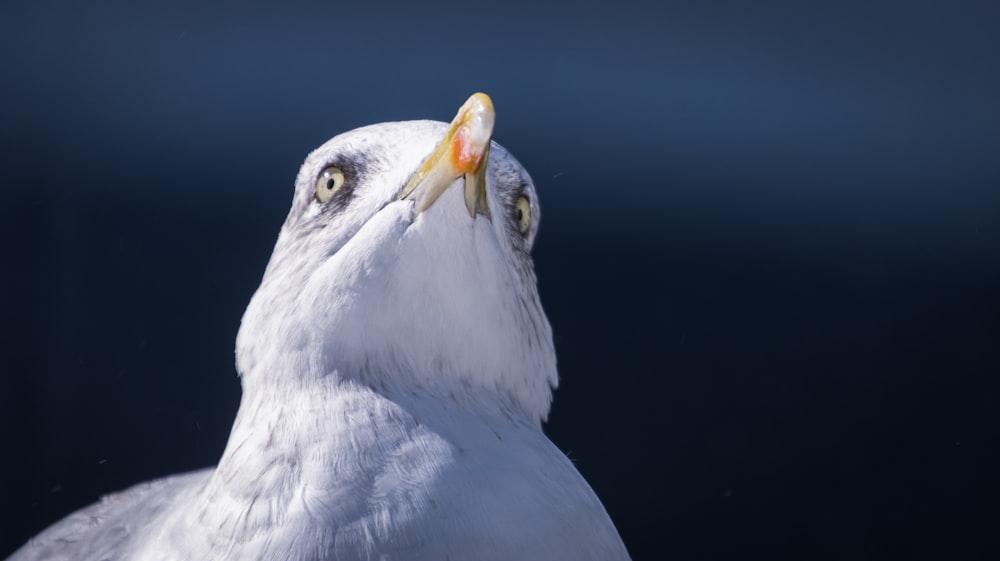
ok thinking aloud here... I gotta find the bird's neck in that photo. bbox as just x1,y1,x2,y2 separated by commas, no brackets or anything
197,376,533,535
233,277,555,426
234,213,558,426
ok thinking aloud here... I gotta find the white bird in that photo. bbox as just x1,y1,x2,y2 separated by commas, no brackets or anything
8,93,631,561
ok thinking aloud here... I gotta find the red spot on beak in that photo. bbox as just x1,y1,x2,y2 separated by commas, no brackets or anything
451,126,483,173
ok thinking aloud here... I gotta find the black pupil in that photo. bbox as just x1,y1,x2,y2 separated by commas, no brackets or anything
326,178,336,190
516,207,523,222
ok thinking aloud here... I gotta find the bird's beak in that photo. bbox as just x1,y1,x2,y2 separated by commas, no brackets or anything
399,92,494,217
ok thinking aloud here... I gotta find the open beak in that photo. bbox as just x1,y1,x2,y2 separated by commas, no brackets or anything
399,92,495,217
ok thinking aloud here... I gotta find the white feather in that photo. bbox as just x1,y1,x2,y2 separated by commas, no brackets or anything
9,120,630,561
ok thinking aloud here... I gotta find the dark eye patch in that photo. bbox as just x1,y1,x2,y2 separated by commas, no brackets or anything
311,154,372,212
500,180,535,247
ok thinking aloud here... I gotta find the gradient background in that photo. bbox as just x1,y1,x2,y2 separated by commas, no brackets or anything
2,1,998,559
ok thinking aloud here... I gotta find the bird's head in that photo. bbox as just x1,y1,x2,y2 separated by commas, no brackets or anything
236,94,557,424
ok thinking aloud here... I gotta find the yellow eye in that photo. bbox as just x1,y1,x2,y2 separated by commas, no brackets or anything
515,195,531,234
315,166,346,203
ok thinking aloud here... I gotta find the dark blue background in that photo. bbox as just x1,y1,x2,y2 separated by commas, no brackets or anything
2,1,998,558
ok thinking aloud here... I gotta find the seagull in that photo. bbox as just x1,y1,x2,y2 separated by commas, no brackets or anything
8,93,631,561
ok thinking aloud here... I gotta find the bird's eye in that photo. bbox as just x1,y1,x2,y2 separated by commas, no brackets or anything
515,195,531,234
315,166,346,203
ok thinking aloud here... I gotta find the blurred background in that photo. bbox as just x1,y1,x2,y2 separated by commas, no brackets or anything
1,0,998,559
